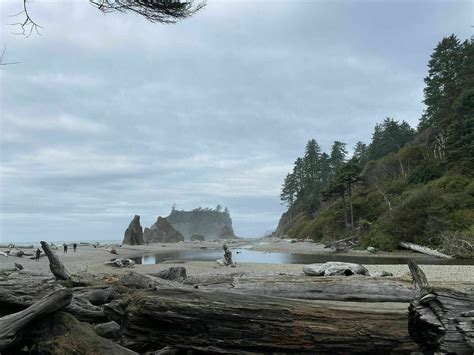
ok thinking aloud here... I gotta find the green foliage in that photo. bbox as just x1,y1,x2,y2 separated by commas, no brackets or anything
407,165,439,185
278,35,473,252
360,228,397,251
368,118,415,161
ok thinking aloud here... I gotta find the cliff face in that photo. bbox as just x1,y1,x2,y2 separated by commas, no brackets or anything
166,208,237,240
143,217,184,243
123,215,145,245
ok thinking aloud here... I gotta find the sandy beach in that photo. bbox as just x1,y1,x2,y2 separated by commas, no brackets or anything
1,239,473,286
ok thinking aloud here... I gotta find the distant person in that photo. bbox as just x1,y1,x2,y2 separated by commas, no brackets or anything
35,248,41,261
63,243,68,253
73,243,77,252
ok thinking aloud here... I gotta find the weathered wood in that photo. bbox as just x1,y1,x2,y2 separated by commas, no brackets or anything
94,320,121,339
0,289,73,350
150,266,187,282
73,286,117,305
123,271,416,302
105,287,418,353
399,241,453,259
41,240,72,280
20,311,136,354
227,274,416,302
408,260,474,354
303,261,370,276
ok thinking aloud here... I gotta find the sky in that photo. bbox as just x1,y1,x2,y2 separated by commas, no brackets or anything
0,0,472,242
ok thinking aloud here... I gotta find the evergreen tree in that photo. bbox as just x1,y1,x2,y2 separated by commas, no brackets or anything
303,139,321,182
445,39,474,172
319,152,331,187
368,118,415,160
353,141,368,165
419,35,464,132
329,141,347,176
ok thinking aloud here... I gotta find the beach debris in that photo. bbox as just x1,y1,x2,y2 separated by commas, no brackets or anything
369,271,393,277
105,258,135,268
41,241,72,280
93,321,121,340
150,266,187,282
0,289,73,351
367,246,378,253
109,247,118,255
324,236,357,251
303,262,370,276
399,241,453,259
0,252,8,257
408,260,474,353
216,244,235,267
155,346,179,355
8,250,26,258
14,263,23,271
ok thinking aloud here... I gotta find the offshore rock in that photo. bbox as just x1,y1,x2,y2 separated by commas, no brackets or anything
143,217,184,243
122,215,144,245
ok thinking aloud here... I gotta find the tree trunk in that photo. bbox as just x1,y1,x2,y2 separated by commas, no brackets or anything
41,241,72,280
408,260,474,354
105,286,418,353
348,181,354,230
399,241,453,259
0,289,73,350
341,190,349,231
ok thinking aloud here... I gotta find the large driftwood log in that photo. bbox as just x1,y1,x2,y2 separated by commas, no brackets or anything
125,271,416,302
41,241,72,280
105,286,418,353
399,241,453,259
0,289,73,350
408,260,474,354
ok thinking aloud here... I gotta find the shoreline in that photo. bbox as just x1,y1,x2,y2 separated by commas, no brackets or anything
1,240,473,284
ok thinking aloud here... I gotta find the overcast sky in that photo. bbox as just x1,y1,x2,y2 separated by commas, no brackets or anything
0,0,472,242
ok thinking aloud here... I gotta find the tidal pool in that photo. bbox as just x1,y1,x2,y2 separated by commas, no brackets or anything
132,247,474,265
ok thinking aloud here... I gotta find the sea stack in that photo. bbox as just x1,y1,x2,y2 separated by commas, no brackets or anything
122,215,144,245
143,217,184,243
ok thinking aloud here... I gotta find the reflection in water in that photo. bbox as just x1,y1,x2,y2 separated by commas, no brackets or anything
132,248,474,266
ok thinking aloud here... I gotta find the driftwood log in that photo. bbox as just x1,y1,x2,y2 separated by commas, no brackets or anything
399,241,453,259
122,271,416,302
408,260,474,354
41,241,72,280
0,288,73,350
105,286,418,353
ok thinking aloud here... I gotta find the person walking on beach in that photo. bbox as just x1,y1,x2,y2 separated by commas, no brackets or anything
63,243,68,253
73,243,77,252
35,248,41,261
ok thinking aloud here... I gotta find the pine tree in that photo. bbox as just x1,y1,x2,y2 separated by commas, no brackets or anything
419,35,464,132
353,141,368,165
329,141,347,176
368,118,415,160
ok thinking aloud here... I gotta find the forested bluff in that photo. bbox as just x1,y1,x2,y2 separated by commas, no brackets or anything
276,35,473,257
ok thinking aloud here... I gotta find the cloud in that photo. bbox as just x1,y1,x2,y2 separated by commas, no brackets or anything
4,113,106,134
0,0,471,241
25,72,104,87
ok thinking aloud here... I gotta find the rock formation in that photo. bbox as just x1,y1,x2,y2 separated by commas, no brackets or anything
218,225,236,239
143,217,184,243
122,215,144,245
167,208,237,240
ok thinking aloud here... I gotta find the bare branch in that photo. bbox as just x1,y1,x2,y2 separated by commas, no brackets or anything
89,0,206,24
9,0,43,38
0,47,20,67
